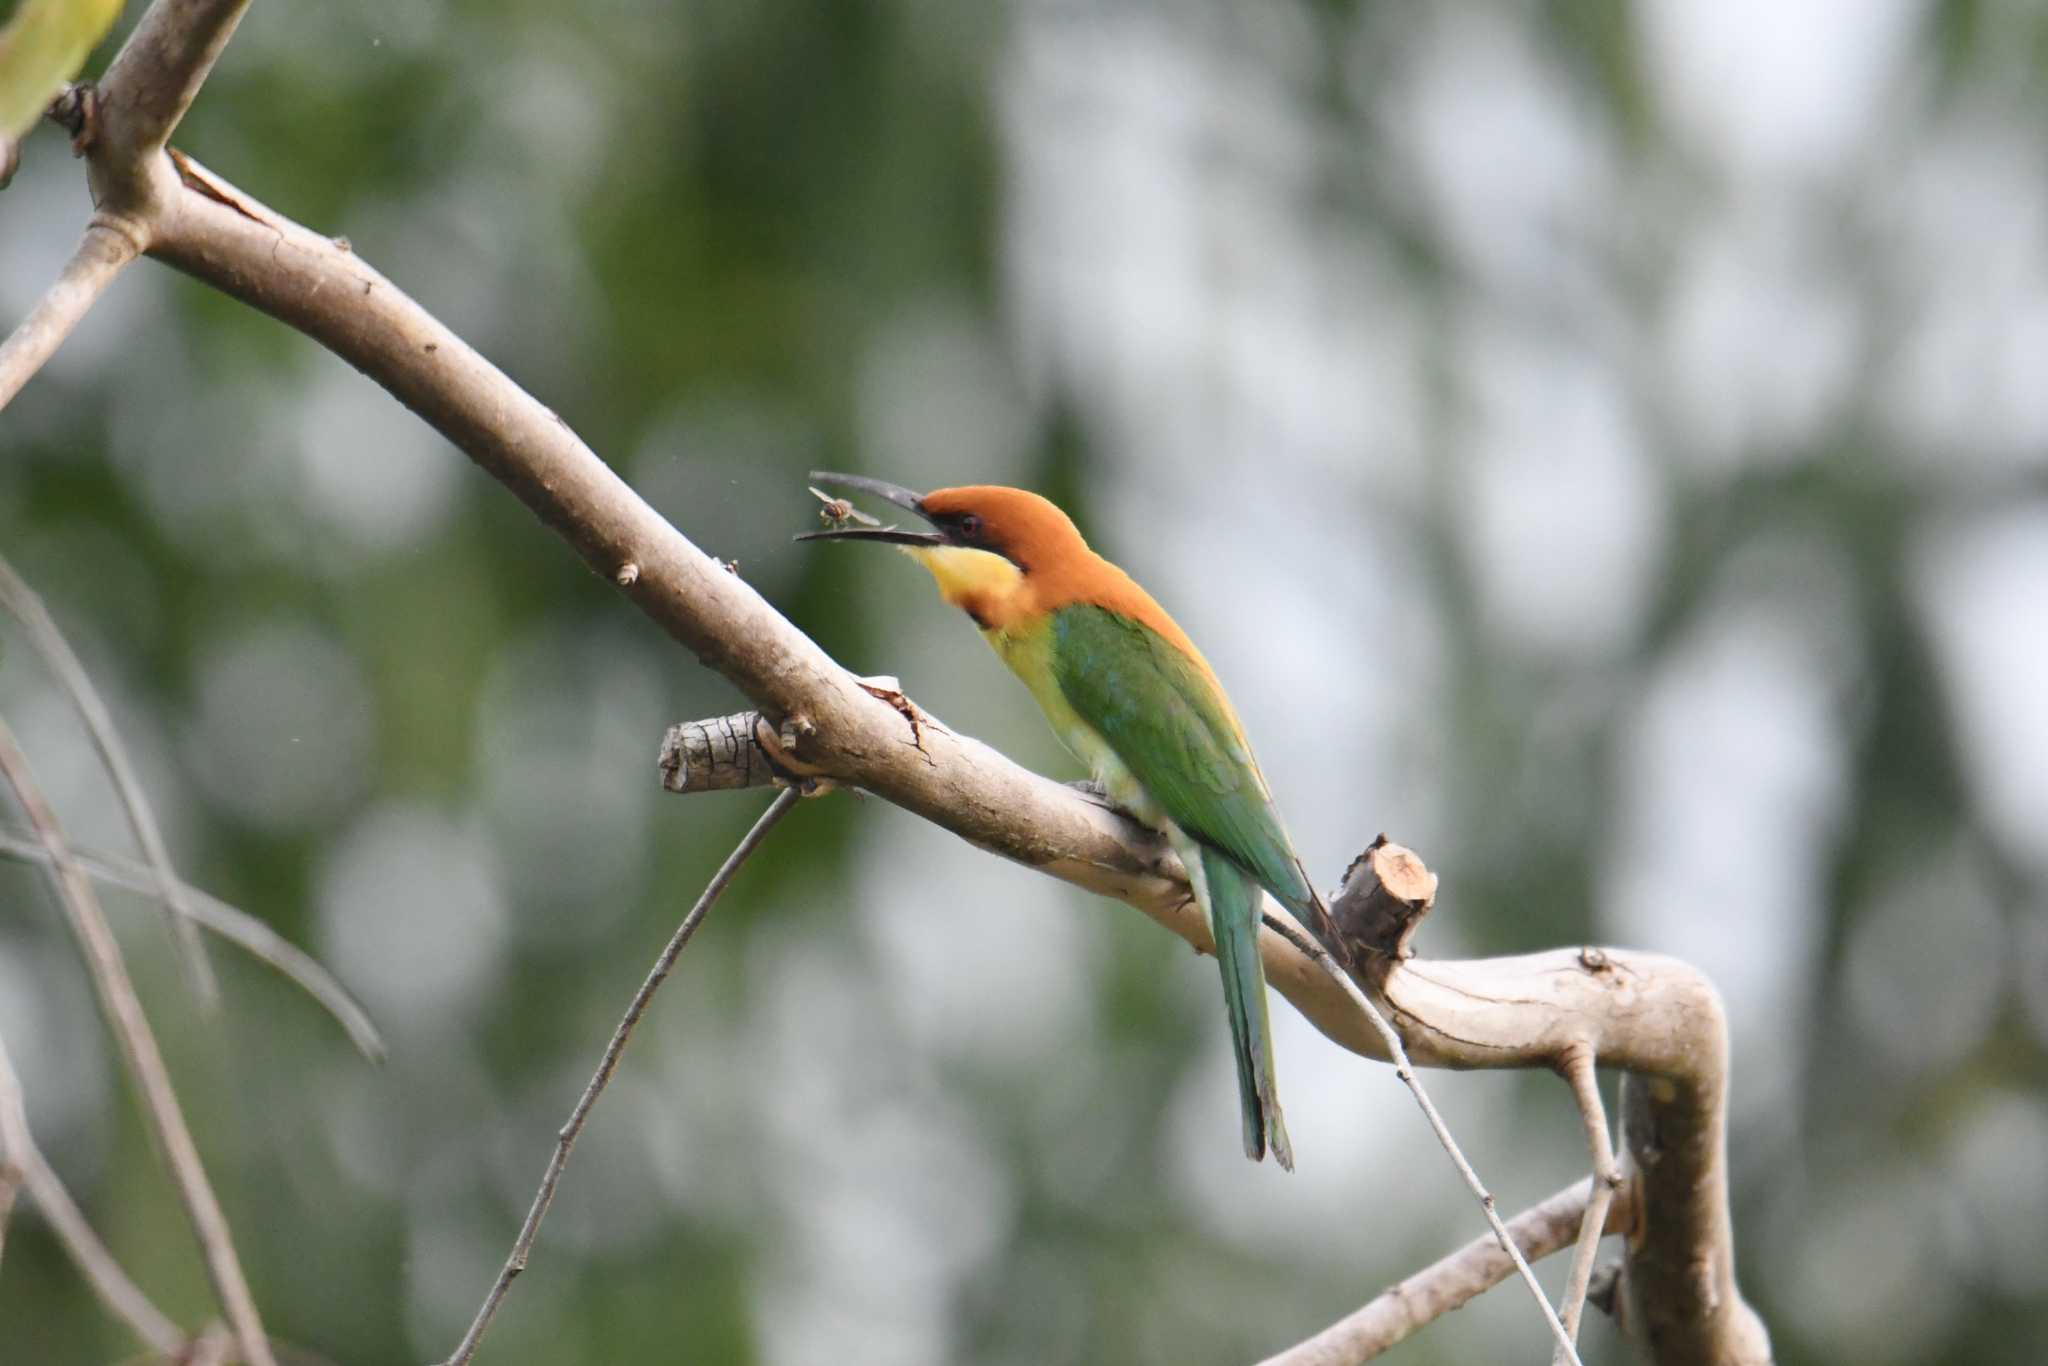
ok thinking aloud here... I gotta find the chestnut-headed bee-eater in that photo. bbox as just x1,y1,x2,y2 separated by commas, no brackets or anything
801,473,1335,1169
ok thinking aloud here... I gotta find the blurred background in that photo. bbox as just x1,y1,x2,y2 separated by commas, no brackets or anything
3,0,2046,1362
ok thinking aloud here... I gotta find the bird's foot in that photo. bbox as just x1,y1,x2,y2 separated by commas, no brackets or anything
1065,777,1117,809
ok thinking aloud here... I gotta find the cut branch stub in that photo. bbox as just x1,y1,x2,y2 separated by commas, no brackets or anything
1332,834,1439,964
658,714,785,794
659,677,915,796
656,710,839,795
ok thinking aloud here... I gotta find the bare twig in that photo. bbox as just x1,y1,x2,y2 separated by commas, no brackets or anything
0,0,256,411
1261,916,1585,1366
1554,1045,1622,1360
0,550,217,1000
441,786,803,1366
0,826,385,1060
0,219,142,410
1258,1179,1627,1365
0,715,276,1366
0,1031,185,1354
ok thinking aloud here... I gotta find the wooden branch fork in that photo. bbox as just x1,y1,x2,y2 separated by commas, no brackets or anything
662,708,1770,1365
1,0,1770,1359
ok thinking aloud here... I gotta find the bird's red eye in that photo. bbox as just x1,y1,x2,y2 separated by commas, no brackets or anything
959,514,983,539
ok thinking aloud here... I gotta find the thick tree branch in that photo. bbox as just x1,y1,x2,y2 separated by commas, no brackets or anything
1619,1044,1765,1363
0,716,276,1366
141,155,1167,897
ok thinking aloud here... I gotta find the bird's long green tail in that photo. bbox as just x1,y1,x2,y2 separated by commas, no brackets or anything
1201,845,1293,1170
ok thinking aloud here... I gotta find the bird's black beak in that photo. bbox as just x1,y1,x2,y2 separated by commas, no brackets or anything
796,471,948,546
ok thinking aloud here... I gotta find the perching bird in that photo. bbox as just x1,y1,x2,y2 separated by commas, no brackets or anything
799,473,1335,1169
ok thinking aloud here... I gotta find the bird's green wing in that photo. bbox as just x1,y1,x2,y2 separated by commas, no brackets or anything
1050,604,1313,914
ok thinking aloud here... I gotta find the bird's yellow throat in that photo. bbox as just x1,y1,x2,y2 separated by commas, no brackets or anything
902,544,1027,627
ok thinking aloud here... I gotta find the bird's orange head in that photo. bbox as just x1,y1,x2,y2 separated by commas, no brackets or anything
913,485,1089,573
798,474,1090,572
799,471,1200,650
799,473,1118,630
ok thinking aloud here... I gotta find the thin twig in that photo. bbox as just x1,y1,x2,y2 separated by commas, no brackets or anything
1262,916,1585,1366
1554,1046,1621,1359
0,550,217,1000
0,714,276,1366
0,826,385,1060
2,0,260,411
1258,1179,1622,1365
441,786,803,1366
0,219,142,411
0,1031,185,1354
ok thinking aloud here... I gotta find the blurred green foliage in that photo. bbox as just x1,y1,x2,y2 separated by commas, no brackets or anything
4,2,2048,1364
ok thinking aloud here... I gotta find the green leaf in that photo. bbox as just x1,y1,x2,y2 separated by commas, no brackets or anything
0,0,125,139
